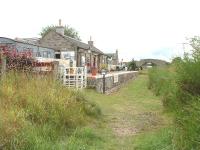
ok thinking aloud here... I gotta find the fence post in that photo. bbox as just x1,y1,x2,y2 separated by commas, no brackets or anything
0,53,6,78
102,74,106,94
52,61,59,79
85,66,87,88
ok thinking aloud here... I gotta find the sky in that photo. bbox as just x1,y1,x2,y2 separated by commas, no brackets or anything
1,0,200,62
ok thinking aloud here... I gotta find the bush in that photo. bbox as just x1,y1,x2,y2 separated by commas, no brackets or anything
148,36,200,149
0,72,101,149
128,59,137,71
148,67,178,110
174,97,200,150
173,53,200,149
1,48,34,71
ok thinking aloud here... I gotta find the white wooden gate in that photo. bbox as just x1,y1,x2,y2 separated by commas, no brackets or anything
59,66,87,89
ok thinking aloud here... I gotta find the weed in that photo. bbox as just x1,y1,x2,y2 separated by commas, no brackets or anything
0,72,101,149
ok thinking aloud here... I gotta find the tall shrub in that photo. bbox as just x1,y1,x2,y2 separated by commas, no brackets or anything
1,47,34,72
173,37,200,149
148,36,200,149
128,59,137,71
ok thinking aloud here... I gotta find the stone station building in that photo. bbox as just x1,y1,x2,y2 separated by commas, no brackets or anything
1,20,119,74
39,24,107,72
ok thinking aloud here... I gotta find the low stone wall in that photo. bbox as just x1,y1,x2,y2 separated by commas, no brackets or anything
87,71,138,94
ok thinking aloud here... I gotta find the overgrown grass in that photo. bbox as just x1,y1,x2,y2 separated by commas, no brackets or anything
148,66,178,110
148,55,200,149
133,127,173,150
65,127,104,150
0,72,101,149
83,74,172,150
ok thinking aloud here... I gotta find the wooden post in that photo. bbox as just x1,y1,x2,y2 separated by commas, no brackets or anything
103,74,106,94
52,61,59,80
0,53,6,78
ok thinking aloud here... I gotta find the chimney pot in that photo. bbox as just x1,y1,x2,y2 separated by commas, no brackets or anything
56,19,64,36
88,36,94,46
59,19,62,26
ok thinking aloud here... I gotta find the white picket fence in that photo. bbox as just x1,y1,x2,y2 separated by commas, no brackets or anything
59,66,87,89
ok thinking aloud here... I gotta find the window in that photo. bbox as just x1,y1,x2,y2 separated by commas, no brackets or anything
81,55,85,66
61,51,75,61
55,53,61,59
47,52,51,58
36,52,42,57
43,51,48,58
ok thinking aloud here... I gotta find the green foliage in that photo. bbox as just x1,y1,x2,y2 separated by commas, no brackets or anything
173,98,200,150
100,64,108,71
128,59,137,71
65,127,104,150
0,72,100,149
84,74,172,149
40,25,81,40
83,101,101,118
190,36,200,60
148,67,178,110
173,36,200,149
176,54,200,96
133,128,173,150
171,57,182,64
148,36,200,150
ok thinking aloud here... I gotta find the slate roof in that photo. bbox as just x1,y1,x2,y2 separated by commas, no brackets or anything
92,46,104,55
15,37,40,45
54,31,104,55
0,37,54,50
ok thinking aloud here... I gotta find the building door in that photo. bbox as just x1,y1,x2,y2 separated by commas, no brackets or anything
55,52,61,59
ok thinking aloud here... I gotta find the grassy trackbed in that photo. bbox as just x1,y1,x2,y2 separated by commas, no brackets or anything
74,73,173,150
0,72,172,149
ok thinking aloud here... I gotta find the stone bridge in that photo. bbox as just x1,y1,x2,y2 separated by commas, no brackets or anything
136,59,169,67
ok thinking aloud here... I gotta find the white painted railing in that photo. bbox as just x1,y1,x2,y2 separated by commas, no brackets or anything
59,66,87,89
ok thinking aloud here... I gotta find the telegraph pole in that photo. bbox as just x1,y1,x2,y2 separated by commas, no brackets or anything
181,42,188,52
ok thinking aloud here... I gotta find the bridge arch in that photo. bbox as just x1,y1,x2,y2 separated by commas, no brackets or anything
137,59,169,68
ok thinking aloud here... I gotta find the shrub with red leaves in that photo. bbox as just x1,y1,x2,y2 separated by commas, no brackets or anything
0,46,34,72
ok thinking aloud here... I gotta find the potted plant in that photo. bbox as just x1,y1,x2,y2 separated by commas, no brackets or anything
91,67,97,76
100,64,108,73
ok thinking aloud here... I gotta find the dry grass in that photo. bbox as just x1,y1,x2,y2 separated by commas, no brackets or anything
0,72,101,149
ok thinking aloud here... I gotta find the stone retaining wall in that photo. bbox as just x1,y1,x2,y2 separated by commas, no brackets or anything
87,71,138,94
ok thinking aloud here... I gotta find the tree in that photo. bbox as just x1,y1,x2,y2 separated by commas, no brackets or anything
171,57,182,64
40,25,81,41
128,59,137,71
189,36,200,60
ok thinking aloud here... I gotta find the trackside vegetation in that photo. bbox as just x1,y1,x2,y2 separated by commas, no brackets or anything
148,36,200,150
0,72,101,149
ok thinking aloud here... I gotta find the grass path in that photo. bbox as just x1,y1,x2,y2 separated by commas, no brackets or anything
69,74,172,149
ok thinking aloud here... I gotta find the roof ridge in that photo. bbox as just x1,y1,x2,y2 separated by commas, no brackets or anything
53,31,104,54
0,37,54,50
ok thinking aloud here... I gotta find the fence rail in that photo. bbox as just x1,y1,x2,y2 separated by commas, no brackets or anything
59,66,87,89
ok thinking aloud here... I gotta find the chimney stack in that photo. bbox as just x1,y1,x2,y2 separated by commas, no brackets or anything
116,49,119,64
88,36,94,47
56,19,65,36
59,19,62,26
